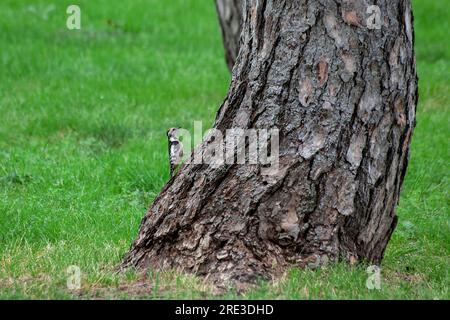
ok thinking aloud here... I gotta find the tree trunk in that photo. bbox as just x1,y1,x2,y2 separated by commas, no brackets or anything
215,0,243,72
122,0,418,289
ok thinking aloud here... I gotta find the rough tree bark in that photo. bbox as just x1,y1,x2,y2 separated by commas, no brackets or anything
122,0,418,289
215,0,243,71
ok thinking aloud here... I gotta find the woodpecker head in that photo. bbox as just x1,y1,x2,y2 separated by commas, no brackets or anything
167,127,181,142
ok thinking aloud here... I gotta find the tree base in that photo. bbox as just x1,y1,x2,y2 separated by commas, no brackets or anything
121,227,358,290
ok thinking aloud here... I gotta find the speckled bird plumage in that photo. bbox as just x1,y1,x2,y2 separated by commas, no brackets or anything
167,128,183,178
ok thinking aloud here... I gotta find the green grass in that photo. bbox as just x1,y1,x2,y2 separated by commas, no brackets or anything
0,0,448,299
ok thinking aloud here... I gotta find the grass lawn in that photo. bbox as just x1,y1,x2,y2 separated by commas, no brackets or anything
0,0,448,299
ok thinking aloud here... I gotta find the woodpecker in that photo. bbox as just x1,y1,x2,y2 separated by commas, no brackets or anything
167,128,183,178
